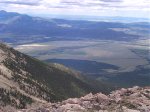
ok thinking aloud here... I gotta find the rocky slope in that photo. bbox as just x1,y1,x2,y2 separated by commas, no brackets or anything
16,86,150,112
0,43,112,110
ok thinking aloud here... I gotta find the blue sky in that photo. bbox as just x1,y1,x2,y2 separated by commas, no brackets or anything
0,0,149,18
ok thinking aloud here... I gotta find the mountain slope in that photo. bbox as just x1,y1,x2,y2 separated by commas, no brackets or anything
0,42,112,109
18,86,150,112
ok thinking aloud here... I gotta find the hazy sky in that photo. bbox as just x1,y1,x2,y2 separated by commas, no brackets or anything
0,0,149,18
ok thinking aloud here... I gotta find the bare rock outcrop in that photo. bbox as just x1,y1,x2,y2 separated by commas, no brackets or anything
18,86,150,112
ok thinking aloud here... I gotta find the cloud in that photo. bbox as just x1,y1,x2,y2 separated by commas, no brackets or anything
0,0,39,6
60,1,82,6
0,0,149,18
100,0,123,3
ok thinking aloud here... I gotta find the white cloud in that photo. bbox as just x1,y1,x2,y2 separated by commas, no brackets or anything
0,0,40,5
0,0,149,18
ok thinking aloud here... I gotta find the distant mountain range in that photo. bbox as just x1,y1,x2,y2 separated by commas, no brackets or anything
41,14,150,23
1,10,149,44
0,42,113,109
